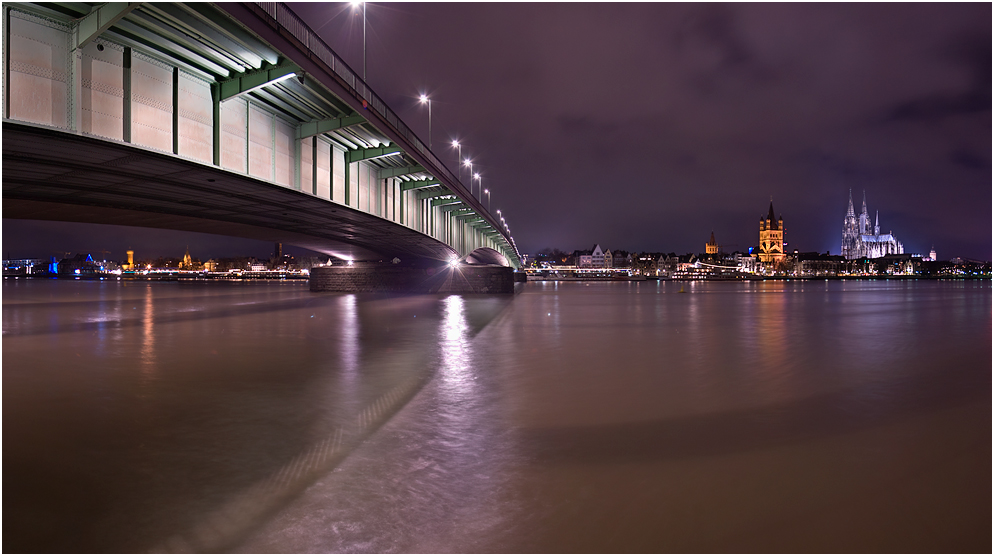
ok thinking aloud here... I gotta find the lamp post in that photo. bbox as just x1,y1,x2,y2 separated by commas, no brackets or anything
473,172,482,202
451,140,462,181
484,188,490,213
463,158,473,195
351,1,366,81
419,94,431,149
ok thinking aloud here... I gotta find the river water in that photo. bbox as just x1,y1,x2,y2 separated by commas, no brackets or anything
2,278,990,552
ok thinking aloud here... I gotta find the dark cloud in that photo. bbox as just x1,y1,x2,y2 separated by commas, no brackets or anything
950,148,988,171
886,33,991,122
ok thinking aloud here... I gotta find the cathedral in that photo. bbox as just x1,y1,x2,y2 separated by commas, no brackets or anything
841,191,903,259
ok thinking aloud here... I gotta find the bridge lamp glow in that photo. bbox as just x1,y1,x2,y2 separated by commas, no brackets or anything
450,140,463,180
418,94,432,149
352,2,367,81
447,257,459,268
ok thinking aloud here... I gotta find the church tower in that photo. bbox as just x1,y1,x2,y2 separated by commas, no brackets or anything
842,189,859,258
858,190,870,235
758,201,784,265
705,231,718,255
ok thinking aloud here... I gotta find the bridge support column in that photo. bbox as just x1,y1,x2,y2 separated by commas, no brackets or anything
210,80,219,165
2,6,8,120
123,47,132,143
309,263,514,294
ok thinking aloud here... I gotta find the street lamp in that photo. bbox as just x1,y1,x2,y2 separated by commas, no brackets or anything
351,1,366,81
451,140,462,180
463,158,473,195
473,172,481,201
419,93,431,149
483,188,490,212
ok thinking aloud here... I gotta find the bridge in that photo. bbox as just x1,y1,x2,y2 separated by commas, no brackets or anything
2,2,520,278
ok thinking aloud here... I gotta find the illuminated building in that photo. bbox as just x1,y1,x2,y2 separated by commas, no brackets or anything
758,201,785,266
705,231,718,255
180,247,193,269
841,190,904,259
125,250,134,270
577,244,607,268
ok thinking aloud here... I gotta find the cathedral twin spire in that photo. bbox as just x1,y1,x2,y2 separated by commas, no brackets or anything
842,190,903,259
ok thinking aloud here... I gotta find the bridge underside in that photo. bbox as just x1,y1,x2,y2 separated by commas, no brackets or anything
3,122,458,264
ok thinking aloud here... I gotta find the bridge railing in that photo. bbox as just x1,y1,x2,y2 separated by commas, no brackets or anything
250,2,518,264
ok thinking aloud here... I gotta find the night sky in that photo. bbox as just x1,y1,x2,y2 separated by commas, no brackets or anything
3,2,991,261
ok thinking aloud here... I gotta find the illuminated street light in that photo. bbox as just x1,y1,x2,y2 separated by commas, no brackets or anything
451,140,462,181
473,172,482,201
418,93,431,149
484,188,491,212
351,1,366,81
463,158,473,196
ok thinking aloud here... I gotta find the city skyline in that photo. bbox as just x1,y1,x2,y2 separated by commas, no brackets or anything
0,185,981,262
3,3,990,261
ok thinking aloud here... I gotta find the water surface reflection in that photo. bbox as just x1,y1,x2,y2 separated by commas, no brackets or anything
3,280,989,553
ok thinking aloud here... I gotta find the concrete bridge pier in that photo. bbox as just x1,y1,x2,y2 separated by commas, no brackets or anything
309,262,514,294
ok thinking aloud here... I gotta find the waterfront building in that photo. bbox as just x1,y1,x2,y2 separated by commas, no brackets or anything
657,254,679,278
608,250,631,269
795,252,845,277
758,201,785,266
735,252,758,274
631,253,660,275
575,249,593,268
591,244,605,268
58,253,100,276
576,244,608,268
841,191,904,259
2,258,45,276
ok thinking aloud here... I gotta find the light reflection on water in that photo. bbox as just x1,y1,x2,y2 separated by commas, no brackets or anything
2,279,990,553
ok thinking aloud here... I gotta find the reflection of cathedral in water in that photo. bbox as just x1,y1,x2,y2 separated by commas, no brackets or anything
842,190,904,259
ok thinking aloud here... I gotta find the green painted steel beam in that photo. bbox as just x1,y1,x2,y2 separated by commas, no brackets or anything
296,114,366,140
345,145,403,164
250,88,312,122
108,19,230,77
417,188,451,200
443,207,473,214
216,61,301,102
75,2,142,50
401,179,440,191
183,3,280,65
430,198,462,207
127,10,247,72
143,4,267,69
379,165,425,180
